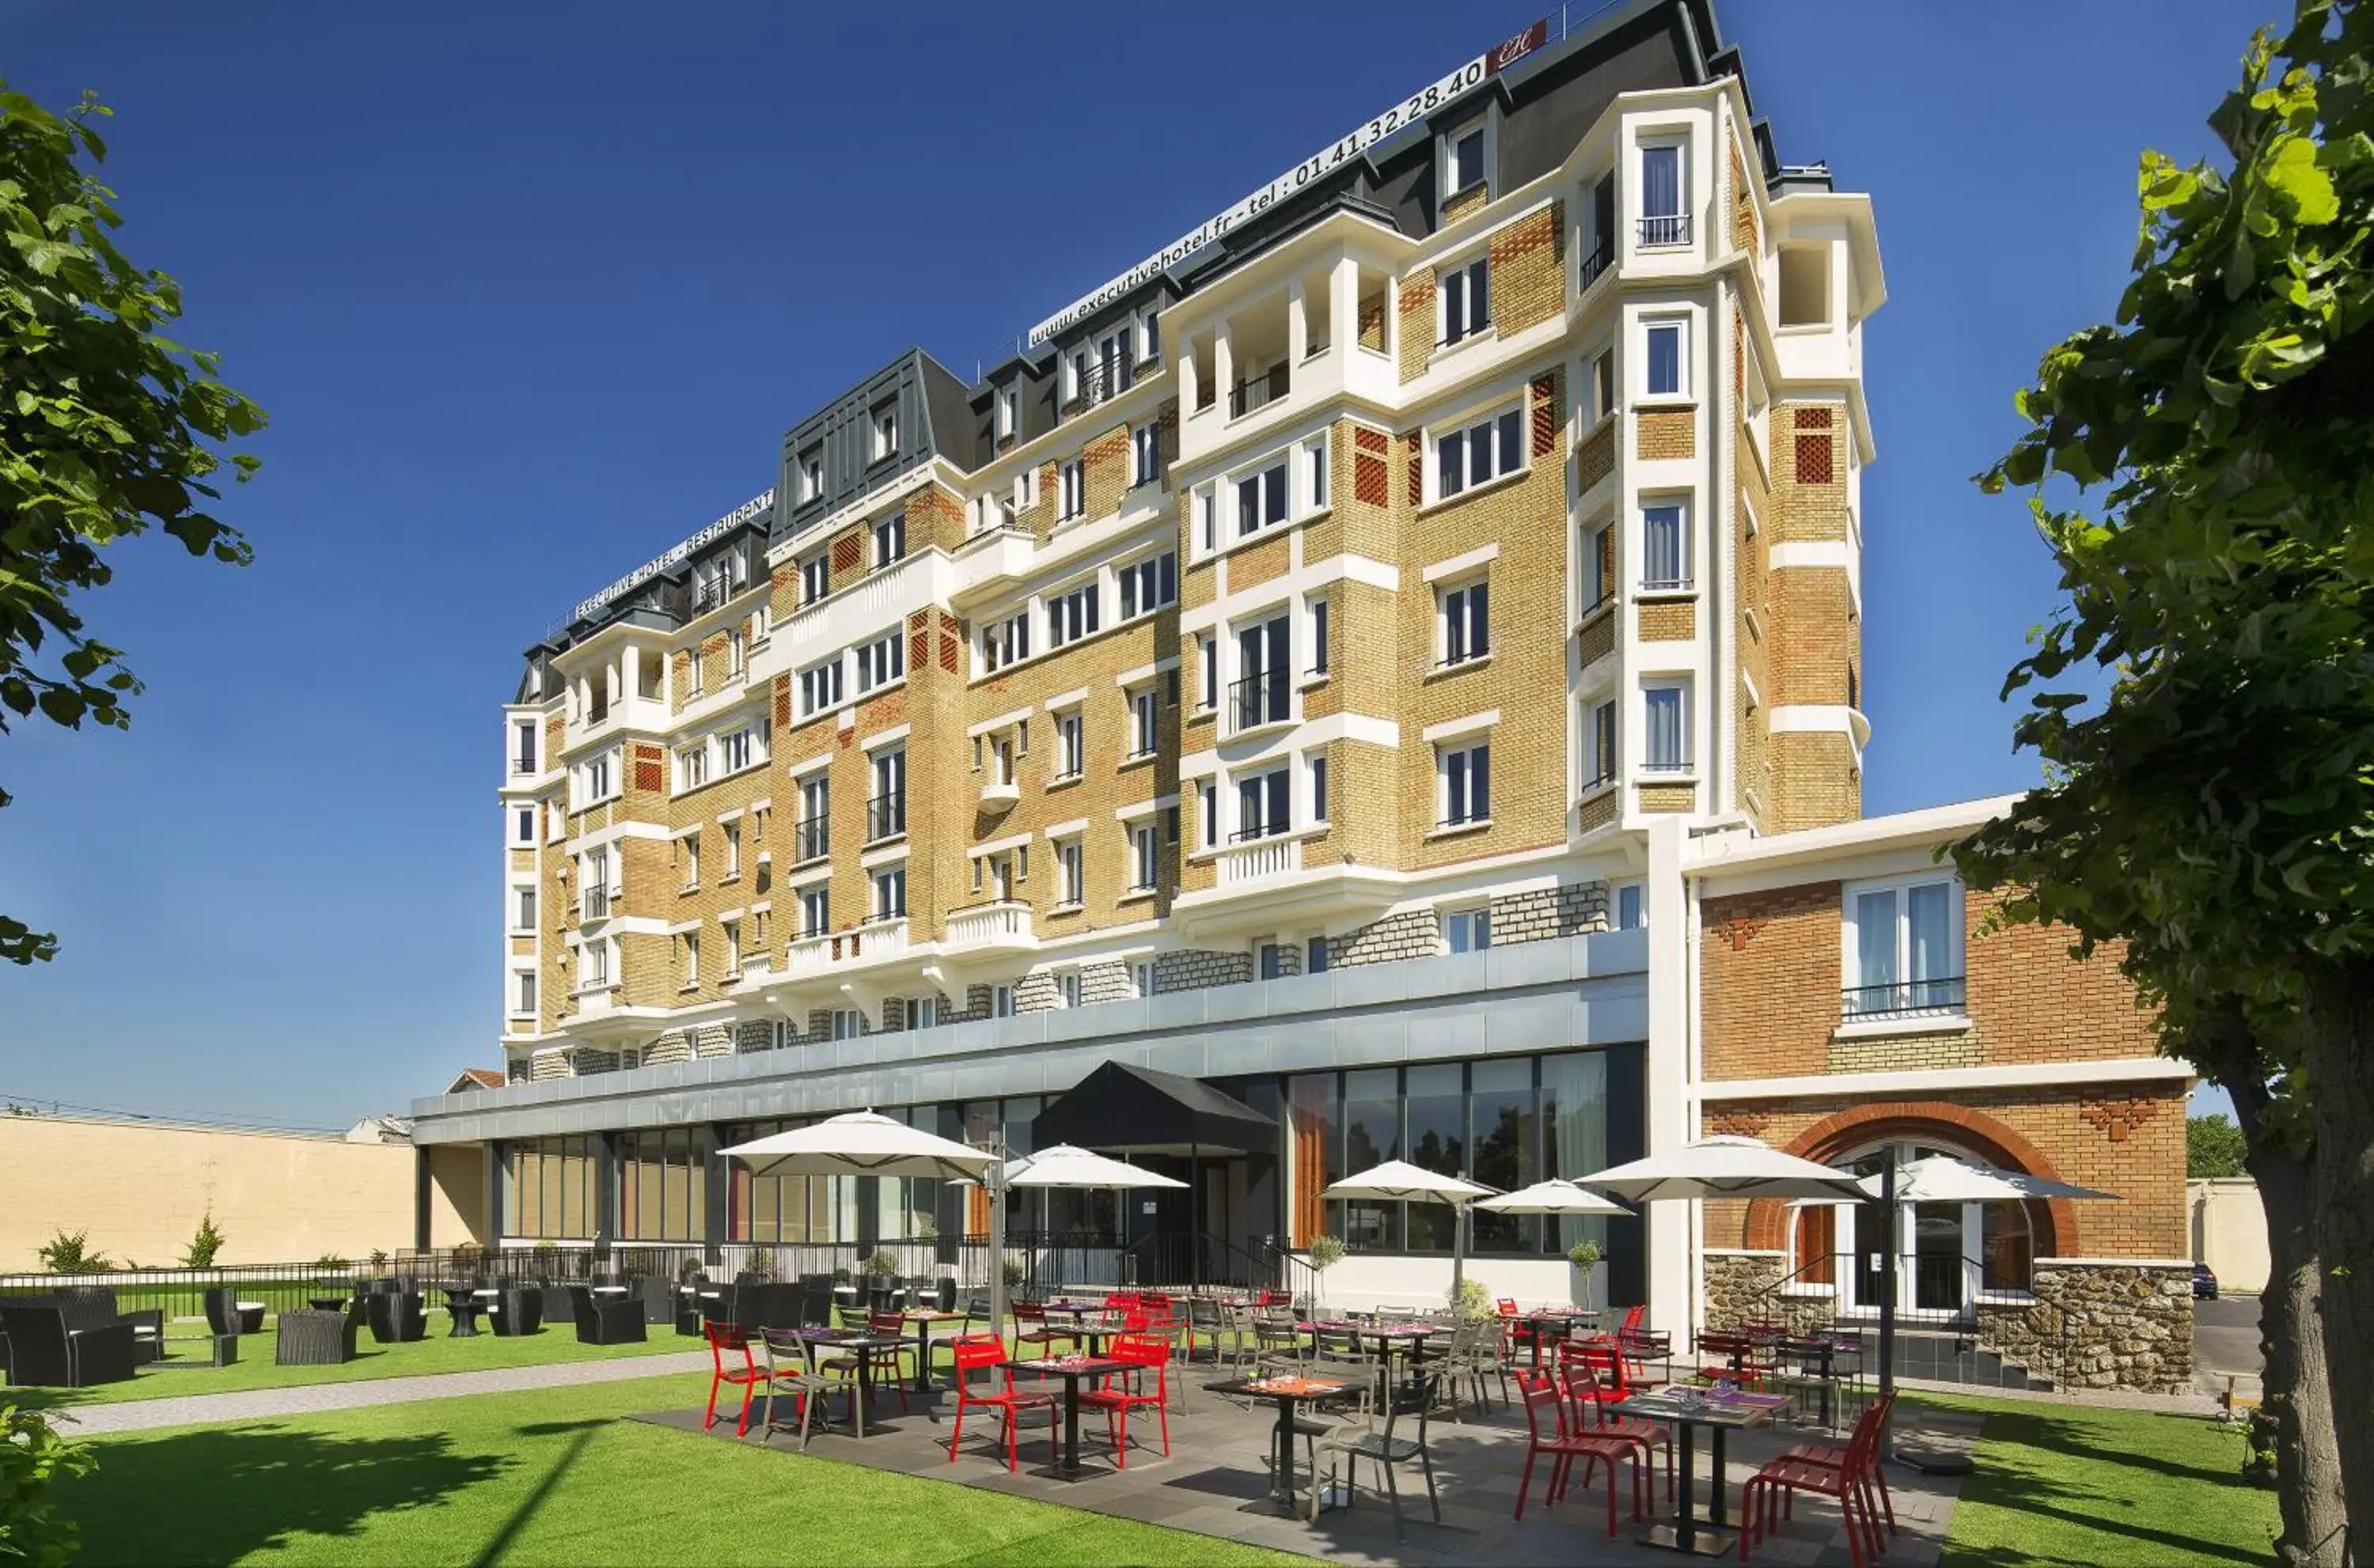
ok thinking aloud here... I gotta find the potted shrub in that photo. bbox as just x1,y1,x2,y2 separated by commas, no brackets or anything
1567,1239,1603,1312
1450,1277,1496,1323
1000,1256,1027,1293
862,1249,901,1311
1306,1234,1345,1313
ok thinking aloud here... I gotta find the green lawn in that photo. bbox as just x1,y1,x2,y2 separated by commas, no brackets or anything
1930,1394,2277,1568
59,1375,1312,1567
10,1321,690,1410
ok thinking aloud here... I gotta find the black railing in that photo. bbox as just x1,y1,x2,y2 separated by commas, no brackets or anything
1639,213,1691,247
865,794,904,842
1640,756,1695,775
1579,233,1615,290
1735,1246,2072,1393
1067,355,1132,410
1229,671,1289,733
1640,573,1693,593
1842,976,1967,1020
513,756,537,775
1228,363,1290,419
794,814,830,864
1228,819,1287,845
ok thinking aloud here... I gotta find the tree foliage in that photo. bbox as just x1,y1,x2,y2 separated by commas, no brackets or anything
179,1211,224,1269
0,1403,95,1568
34,1229,104,1275
2189,1112,2251,1178
0,83,265,964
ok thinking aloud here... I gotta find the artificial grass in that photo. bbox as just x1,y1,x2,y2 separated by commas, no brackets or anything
9,1320,690,1410
1928,1392,2276,1568
59,1374,1314,1566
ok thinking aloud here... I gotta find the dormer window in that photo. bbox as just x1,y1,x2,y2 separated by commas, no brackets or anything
1451,127,1485,193
870,398,898,461
996,384,1019,441
1439,112,1496,206
798,443,825,502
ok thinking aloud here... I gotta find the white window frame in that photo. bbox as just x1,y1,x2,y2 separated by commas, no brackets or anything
1437,576,1490,667
511,968,538,1018
797,657,844,718
1303,434,1329,511
871,509,906,570
1438,740,1492,828
872,864,908,922
1132,422,1163,488
1841,874,1969,1020
1584,347,1617,428
996,385,1019,441
512,805,537,846
1613,880,1646,930
798,884,831,938
1234,460,1289,539
855,628,906,695
799,550,830,606
1058,455,1086,521
1047,581,1100,650
1443,906,1493,954
1640,497,1693,592
1637,136,1690,248
512,884,537,933
798,444,824,502
1056,839,1086,908
720,725,755,775
870,398,897,462
1436,253,1491,347
1127,686,1160,760
1586,698,1620,790
980,610,1031,674
1129,822,1160,893
1054,710,1086,782
1307,753,1329,823
1439,112,1493,203
1431,402,1526,502
1118,551,1177,621
580,936,611,988
677,741,710,793
1642,679,1694,775
1641,315,1689,401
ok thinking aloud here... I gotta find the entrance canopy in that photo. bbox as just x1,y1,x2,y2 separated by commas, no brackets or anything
1032,1061,1276,1157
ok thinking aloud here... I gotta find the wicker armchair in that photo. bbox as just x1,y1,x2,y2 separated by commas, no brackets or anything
487,1287,544,1337
0,1299,138,1387
202,1286,266,1337
275,1301,362,1366
568,1285,647,1346
56,1286,165,1363
365,1290,428,1344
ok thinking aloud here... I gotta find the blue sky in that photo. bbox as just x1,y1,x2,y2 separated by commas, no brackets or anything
0,0,2265,1128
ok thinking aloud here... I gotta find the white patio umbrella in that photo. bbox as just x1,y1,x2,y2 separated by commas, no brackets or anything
1579,1134,1871,1203
718,1110,996,1181
1000,1144,1189,1190
1853,1153,2118,1205
1473,1178,1632,1215
1325,1160,1496,1294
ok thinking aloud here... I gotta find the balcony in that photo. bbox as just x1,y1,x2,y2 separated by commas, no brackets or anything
1218,835,1302,886
512,756,538,777
580,884,616,922
1639,213,1691,248
785,918,910,979
867,793,906,843
980,777,1020,809
1841,976,1967,1022
1578,233,1614,291
794,814,831,865
1064,354,1133,414
1227,362,1289,419
1228,672,1291,737
946,900,1033,951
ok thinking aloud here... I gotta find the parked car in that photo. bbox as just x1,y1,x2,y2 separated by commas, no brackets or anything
2193,1262,2219,1299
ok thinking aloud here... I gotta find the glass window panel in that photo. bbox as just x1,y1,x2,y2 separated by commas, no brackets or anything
1405,1064,1465,1252
1470,1059,1536,1252
1541,1051,1610,1255
1339,1069,1401,1250
1908,882,1954,991
1287,1075,1339,1249
1856,889,1898,992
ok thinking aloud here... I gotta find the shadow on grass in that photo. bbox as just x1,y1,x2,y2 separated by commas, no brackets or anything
470,1422,607,1566
65,1421,514,1566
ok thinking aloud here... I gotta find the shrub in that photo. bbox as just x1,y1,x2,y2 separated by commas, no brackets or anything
311,1253,350,1272
999,1256,1026,1290
862,1250,900,1279
36,1231,105,1275
1306,1235,1346,1271
1450,1276,1496,1321
0,1403,96,1567
180,1213,226,1269
367,1248,389,1268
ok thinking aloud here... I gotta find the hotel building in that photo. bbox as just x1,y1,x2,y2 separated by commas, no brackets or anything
420,0,2191,1389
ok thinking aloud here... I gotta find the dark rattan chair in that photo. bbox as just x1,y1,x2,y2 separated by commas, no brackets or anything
365,1290,427,1344
275,1300,363,1366
569,1285,647,1346
56,1286,165,1363
1,1299,138,1387
487,1286,544,1336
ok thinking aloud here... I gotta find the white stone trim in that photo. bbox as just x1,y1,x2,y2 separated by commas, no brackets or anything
1421,708,1500,744
863,724,910,750
1697,1055,2190,1103
1181,712,1397,777
1830,1013,1974,1042
969,705,1033,738
1771,704,1859,733
1115,793,1179,824
1769,540,1853,572
787,752,832,781
2035,1256,2194,1269
1041,687,1090,713
1115,654,1181,688
973,829,1031,856
1042,816,1089,840
1179,552,1397,636
1420,542,1501,584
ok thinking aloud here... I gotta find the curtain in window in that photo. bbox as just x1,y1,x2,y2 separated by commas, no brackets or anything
1642,506,1685,586
1908,883,1955,1006
1856,889,1899,994
1540,1051,1609,1253
1645,686,1686,767
1287,1076,1337,1248
1795,1203,1837,1284
1641,146,1681,217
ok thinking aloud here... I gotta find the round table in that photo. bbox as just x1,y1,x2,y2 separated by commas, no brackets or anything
1208,1373,1354,1513
440,1285,484,1337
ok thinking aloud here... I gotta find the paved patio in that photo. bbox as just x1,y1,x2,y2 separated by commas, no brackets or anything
636,1370,1970,1566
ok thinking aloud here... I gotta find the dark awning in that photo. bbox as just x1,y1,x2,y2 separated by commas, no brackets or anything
1032,1061,1277,1157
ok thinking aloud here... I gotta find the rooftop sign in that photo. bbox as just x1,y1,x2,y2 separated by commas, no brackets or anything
572,488,776,624
1026,18,1548,347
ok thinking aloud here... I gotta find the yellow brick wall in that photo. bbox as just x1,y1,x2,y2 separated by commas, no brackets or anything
1639,783,1696,814
1637,598,1696,641
1636,407,1696,462
1489,200,1564,337
1397,270,1435,384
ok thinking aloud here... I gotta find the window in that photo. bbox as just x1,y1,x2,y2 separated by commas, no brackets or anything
798,443,824,501
996,385,1019,441
1439,578,1489,666
1198,634,1218,710
1234,767,1290,842
1584,524,1614,611
1445,907,1492,953
1128,687,1159,759
982,611,1030,672
797,657,843,718
1448,123,1486,195
722,819,743,879
1164,802,1181,846
990,736,1015,787
1439,256,1490,346
1644,681,1692,771
1098,324,1135,397
721,725,754,773
583,752,612,803
685,643,705,696
872,865,907,922
1057,456,1085,521
514,805,536,845
581,847,612,918
907,994,942,1030
1119,551,1177,619
1056,840,1085,907
1258,941,1287,980
1198,782,1218,848
1232,615,1290,731
1130,959,1156,997
514,885,537,931
512,722,537,775
1846,879,1965,1017
828,1008,862,1040
1058,970,1083,1008
1307,754,1329,822
1130,823,1160,892
1583,171,1617,285
512,970,537,1017
991,984,1016,1019
1047,582,1100,649
1435,406,1524,499
1441,741,1491,827
679,828,702,889
855,628,904,693
870,398,897,461
680,929,701,987
1614,881,1645,930
1585,349,1616,426
1304,436,1328,509
868,747,905,839
1644,319,1686,397
1779,245,1831,328
1139,308,1161,365
872,510,906,569
1235,461,1288,537
799,551,829,606
1587,699,1619,789
797,775,830,862
1306,598,1329,674
581,937,610,987
1132,422,1163,487
677,743,709,793
1194,483,1216,553
1306,936,1331,974
1640,501,1689,589
1640,142,1687,245
798,884,830,938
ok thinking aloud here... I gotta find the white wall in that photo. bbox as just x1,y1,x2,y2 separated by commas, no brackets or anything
2190,1176,2269,1294
1300,1253,1602,1313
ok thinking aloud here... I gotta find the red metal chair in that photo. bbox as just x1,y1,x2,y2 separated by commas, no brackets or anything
1512,1370,1640,1533
1013,1301,1076,1357
1079,1331,1171,1468
948,1340,1057,1472
1739,1393,1892,1566
1562,1342,1674,1506
1497,1297,1538,1365
702,1320,776,1438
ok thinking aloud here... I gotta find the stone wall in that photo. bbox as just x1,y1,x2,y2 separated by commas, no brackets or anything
1701,1249,1787,1329
1981,1259,2194,1392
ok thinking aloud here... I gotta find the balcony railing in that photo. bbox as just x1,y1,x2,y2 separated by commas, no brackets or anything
581,885,613,921
1640,757,1695,775
1638,213,1691,248
1228,671,1290,735
512,756,537,776
794,814,830,865
1842,976,1968,1021
1218,835,1302,885
946,900,1033,949
1227,363,1290,419
1227,818,1288,846
1578,233,1614,290
786,918,909,978
867,793,906,842
1066,355,1132,411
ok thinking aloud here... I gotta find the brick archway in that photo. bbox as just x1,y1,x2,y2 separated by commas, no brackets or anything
1740,1100,2075,1259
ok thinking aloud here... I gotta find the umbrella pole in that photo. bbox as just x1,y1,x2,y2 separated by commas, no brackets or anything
1879,1146,1898,1460
1189,1142,1201,1293
988,1160,1008,1347
1452,1199,1466,1301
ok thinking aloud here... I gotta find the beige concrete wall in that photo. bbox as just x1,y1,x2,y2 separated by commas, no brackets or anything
2189,1176,2269,1294
426,1144,487,1248
0,1115,422,1271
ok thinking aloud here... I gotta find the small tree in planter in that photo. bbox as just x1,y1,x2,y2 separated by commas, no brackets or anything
1306,1234,1345,1313
36,1229,106,1274
180,1212,226,1269
1450,1276,1496,1323
1000,1256,1027,1293
1568,1240,1603,1312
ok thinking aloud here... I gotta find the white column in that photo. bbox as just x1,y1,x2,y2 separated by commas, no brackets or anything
1286,283,1308,367
1330,257,1358,353
1212,324,1234,415
1644,815,1693,1342
621,645,641,710
1179,339,1200,415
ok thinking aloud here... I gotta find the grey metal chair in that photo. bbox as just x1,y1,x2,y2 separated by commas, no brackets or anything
1310,1372,1442,1536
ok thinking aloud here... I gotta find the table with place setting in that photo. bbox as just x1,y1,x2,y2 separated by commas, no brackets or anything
1614,1383,1788,1556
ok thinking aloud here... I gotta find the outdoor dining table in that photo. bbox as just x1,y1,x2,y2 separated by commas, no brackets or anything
1203,1374,1352,1514
898,1308,966,1392
1007,1354,1132,1479
1614,1386,1786,1556
1777,1334,1864,1430
438,1284,484,1338
1523,1308,1602,1365
776,1327,907,1438
306,1294,350,1312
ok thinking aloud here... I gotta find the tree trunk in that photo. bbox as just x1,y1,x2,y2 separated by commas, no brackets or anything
2300,960,2374,1560
2242,1132,2348,1566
